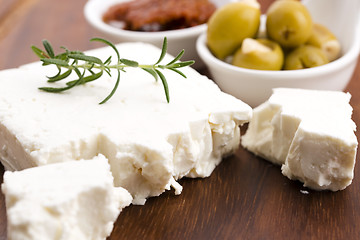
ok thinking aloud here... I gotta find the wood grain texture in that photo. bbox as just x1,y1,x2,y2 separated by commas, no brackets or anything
0,0,40,42
0,0,359,239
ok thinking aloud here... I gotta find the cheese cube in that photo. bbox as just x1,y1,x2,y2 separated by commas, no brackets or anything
242,88,358,191
1,154,132,240
0,42,252,204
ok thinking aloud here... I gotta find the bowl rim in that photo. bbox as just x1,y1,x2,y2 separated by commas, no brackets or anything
84,0,208,40
197,26,360,79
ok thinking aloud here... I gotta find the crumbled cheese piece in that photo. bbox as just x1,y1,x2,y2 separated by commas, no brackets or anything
1,154,132,240
0,42,252,204
300,190,309,195
242,88,358,191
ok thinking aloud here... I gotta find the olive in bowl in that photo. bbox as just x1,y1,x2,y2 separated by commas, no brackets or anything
284,45,329,70
232,38,284,71
196,0,360,107
207,1,261,60
266,0,313,48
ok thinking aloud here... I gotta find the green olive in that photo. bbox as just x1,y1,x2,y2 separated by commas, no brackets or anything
284,45,329,70
307,23,341,61
266,0,312,48
207,2,261,59
232,38,284,70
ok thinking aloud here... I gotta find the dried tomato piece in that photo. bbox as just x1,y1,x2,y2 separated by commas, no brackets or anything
103,0,216,31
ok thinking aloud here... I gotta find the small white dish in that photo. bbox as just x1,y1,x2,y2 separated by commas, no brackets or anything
84,0,230,69
197,0,360,107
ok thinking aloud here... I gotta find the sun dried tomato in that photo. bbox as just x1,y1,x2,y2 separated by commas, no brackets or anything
103,0,216,31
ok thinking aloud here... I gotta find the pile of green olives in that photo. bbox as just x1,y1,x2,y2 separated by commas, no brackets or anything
206,0,341,71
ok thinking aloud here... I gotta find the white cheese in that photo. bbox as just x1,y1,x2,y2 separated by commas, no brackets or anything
1,154,132,240
242,88,358,191
0,42,252,204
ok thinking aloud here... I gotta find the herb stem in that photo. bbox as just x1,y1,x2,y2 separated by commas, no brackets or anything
32,37,194,104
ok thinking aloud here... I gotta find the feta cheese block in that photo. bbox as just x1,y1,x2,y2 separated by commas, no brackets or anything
242,88,358,191
1,154,132,240
0,42,252,204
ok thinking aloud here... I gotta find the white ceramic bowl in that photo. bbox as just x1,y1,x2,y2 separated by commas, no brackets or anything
197,0,360,107
84,0,230,69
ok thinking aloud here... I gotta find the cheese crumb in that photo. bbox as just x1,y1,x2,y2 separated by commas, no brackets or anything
242,88,358,191
1,154,132,240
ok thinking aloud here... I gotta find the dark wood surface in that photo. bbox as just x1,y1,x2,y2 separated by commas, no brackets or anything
0,0,359,239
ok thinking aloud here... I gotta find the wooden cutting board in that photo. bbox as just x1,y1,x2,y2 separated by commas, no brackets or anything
0,0,359,239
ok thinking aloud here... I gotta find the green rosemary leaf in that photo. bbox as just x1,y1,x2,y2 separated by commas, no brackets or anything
166,60,195,68
48,69,72,82
42,40,55,58
166,49,184,66
120,58,139,67
60,46,83,54
40,72,84,93
155,37,167,65
55,52,69,61
68,68,87,86
155,69,170,103
68,54,103,65
104,56,112,65
86,70,103,82
70,59,78,66
91,38,120,63
104,67,112,76
41,58,69,67
75,68,88,85
99,70,120,104
70,50,85,55
39,84,74,93
66,71,103,86
60,46,69,52
47,67,61,80
73,67,82,78
142,68,158,81
31,46,49,59
168,68,187,78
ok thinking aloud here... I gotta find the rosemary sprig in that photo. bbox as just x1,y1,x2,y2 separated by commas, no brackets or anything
31,37,194,104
